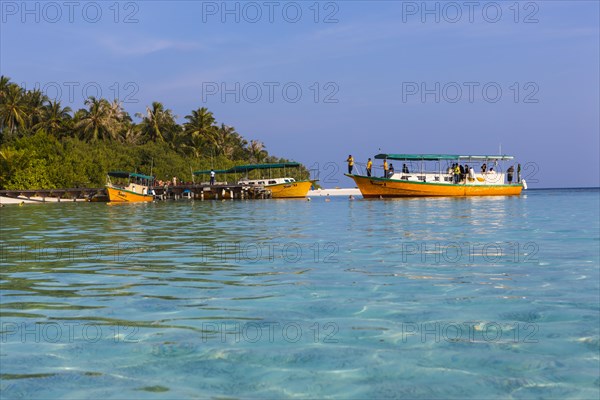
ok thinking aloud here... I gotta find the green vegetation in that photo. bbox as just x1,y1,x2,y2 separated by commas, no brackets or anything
0,77,308,189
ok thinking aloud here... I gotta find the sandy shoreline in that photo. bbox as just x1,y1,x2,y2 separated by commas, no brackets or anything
308,188,361,196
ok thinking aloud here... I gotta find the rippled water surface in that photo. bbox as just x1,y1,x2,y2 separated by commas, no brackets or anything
1,189,599,399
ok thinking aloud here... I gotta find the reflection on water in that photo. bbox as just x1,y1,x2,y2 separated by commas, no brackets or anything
1,190,599,399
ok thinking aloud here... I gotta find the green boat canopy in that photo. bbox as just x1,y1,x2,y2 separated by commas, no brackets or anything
375,154,514,161
458,155,514,161
108,171,154,180
194,162,301,176
193,169,230,175
227,163,301,173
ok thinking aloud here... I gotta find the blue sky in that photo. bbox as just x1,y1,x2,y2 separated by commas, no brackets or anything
1,0,598,188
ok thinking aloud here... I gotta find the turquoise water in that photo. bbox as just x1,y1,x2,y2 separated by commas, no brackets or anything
1,189,599,399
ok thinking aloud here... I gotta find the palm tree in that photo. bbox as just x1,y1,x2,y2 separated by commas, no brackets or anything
120,124,144,144
34,100,72,137
107,99,131,123
183,107,216,157
135,101,178,143
213,124,247,158
0,84,28,136
108,99,134,142
0,75,12,102
74,97,120,141
248,139,268,163
24,89,48,130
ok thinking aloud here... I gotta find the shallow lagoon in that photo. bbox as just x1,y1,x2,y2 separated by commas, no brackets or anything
1,189,599,399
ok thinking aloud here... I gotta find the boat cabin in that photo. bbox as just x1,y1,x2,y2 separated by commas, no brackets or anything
194,163,306,187
238,177,297,186
107,171,154,194
375,154,520,185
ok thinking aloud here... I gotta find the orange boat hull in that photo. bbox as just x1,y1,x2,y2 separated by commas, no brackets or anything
348,175,523,198
106,186,154,202
268,180,315,198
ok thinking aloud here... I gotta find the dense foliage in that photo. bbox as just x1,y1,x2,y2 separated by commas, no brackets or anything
0,77,307,189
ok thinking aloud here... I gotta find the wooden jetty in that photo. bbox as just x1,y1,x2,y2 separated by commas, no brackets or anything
151,183,270,200
0,184,271,202
0,188,105,202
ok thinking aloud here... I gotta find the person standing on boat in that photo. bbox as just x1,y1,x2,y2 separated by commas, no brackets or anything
507,166,514,184
388,163,395,178
402,164,409,174
383,159,388,178
210,169,216,186
454,164,461,183
517,163,522,183
346,155,354,174
481,163,487,173
366,158,373,177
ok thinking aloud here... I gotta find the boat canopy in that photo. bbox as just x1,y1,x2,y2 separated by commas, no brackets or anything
375,154,514,161
193,162,301,176
228,163,301,173
192,169,230,175
108,171,154,180
458,155,514,161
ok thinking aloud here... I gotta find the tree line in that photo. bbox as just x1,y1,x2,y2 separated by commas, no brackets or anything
0,76,305,189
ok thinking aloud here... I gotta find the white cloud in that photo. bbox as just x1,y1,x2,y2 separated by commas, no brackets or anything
97,35,205,56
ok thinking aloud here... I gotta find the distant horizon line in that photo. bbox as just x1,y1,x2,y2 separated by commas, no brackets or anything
523,186,600,190
333,186,600,191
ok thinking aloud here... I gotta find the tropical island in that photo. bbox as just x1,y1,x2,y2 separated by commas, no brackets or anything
0,76,308,190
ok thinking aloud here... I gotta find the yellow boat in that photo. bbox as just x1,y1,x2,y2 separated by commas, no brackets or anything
194,163,316,198
264,179,315,198
106,171,155,203
348,153,525,198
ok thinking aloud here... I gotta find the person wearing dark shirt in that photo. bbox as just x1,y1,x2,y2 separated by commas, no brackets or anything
507,166,514,184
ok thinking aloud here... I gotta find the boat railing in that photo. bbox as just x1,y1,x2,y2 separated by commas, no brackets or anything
386,170,508,185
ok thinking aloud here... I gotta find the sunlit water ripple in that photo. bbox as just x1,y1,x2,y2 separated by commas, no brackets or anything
1,189,599,399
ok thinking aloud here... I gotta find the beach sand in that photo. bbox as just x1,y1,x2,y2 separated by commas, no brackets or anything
308,188,361,196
